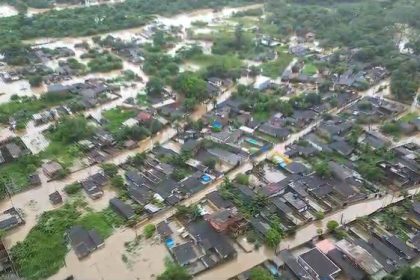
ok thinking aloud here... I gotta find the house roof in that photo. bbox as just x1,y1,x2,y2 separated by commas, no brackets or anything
327,248,366,280
172,242,198,266
156,221,173,238
250,217,271,236
110,198,135,220
383,235,417,260
49,191,62,204
330,140,354,156
260,182,288,197
283,192,307,211
279,250,313,279
68,226,103,259
285,162,308,174
208,208,243,232
270,197,293,215
206,191,234,209
299,248,341,278
368,237,407,267
187,220,236,258
127,185,152,205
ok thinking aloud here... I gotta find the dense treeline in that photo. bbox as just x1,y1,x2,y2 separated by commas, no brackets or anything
0,0,259,45
266,0,420,102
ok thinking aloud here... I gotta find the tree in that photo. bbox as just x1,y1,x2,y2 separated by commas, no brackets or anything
101,163,119,177
236,174,249,185
249,267,274,280
111,175,125,189
326,220,339,232
265,228,281,249
157,259,192,280
313,160,331,177
143,224,156,239
383,266,420,280
173,72,207,100
146,77,164,96
64,183,81,195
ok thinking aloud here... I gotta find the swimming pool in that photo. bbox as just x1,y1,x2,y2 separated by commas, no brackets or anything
165,237,174,249
201,174,212,183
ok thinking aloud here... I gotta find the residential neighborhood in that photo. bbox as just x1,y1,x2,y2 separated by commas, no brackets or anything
0,0,419,280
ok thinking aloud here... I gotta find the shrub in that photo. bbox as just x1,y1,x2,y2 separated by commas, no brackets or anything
143,224,156,239
326,220,339,232
64,183,81,195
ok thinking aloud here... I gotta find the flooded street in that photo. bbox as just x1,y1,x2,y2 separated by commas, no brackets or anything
1,126,175,248
197,187,420,280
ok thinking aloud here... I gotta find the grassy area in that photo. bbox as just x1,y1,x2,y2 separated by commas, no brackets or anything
42,142,82,168
253,111,270,121
302,63,317,76
102,107,137,133
0,93,73,128
10,202,123,280
0,155,41,196
399,112,418,122
261,52,293,78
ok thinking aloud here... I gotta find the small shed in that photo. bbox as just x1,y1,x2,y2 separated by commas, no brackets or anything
49,191,63,205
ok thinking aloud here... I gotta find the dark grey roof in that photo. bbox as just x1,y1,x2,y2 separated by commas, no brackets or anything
271,197,293,215
283,192,307,211
187,220,236,259
250,217,271,236
383,235,417,260
49,191,63,204
109,198,135,220
172,242,198,266
279,250,313,279
327,248,366,280
330,140,354,156
68,226,104,259
206,191,234,209
127,185,152,205
299,248,340,278
180,172,205,194
236,184,257,200
156,221,173,238
0,215,19,230
285,162,308,174
368,237,407,267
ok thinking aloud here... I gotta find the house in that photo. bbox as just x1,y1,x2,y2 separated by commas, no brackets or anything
382,235,417,260
42,161,63,178
260,181,288,198
127,185,152,206
0,208,23,231
207,208,245,233
4,143,22,159
68,226,104,259
109,198,135,220
329,140,354,156
335,239,385,278
207,148,243,166
49,191,63,205
172,242,199,266
206,191,234,209
28,173,41,186
258,124,290,140
81,173,107,199
316,239,366,280
156,221,173,240
137,111,153,123
283,192,308,213
298,248,341,279
187,220,236,260
279,250,313,280
284,162,308,175
122,118,139,128
250,217,271,237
